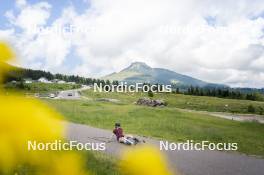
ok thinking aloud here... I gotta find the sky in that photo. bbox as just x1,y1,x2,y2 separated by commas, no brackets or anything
1,0,264,88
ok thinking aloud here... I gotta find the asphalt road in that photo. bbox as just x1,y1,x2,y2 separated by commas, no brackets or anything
177,108,264,124
56,86,91,99
66,122,264,175
57,90,81,99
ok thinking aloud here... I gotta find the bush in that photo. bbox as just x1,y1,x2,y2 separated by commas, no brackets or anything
148,91,154,97
16,81,25,89
247,105,256,113
25,85,31,90
258,107,264,115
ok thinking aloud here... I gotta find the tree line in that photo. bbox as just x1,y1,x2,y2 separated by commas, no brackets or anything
4,67,115,86
173,86,264,102
4,65,264,102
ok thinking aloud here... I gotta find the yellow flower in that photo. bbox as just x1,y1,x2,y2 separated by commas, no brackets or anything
119,146,174,175
0,42,89,175
0,90,90,175
0,42,15,83
0,42,15,62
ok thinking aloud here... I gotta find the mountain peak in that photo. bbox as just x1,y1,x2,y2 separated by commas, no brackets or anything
103,61,223,87
131,61,149,66
125,62,151,71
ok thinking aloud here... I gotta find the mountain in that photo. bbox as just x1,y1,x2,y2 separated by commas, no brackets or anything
103,62,225,87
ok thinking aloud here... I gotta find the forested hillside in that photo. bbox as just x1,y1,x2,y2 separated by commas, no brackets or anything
3,63,109,85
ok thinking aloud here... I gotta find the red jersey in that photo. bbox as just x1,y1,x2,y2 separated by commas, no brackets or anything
113,127,124,141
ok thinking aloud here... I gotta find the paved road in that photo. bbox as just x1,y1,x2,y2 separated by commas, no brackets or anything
57,90,81,99
66,122,264,175
177,108,264,124
56,86,91,99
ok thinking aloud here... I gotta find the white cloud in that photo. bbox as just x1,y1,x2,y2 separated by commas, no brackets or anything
6,1,51,31
1,0,264,87
16,0,27,8
2,1,72,71
67,0,264,87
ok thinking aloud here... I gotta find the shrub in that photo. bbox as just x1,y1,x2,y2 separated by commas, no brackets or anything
148,91,154,97
258,107,264,115
247,105,256,113
16,81,25,89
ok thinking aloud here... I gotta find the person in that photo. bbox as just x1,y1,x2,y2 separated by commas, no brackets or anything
113,123,124,142
113,123,139,145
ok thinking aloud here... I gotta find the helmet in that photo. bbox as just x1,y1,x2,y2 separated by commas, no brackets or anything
115,123,121,127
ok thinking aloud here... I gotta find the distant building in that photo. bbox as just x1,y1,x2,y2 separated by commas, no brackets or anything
49,93,56,98
24,78,33,84
38,77,51,83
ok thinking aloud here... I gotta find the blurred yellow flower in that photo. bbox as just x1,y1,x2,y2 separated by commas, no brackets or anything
0,42,89,175
0,87,89,175
119,146,174,175
0,42,15,83
0,42,15,62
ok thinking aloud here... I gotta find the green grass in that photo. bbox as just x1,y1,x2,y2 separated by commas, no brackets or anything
44,99,264,156
3,151,120,175
4,82,81,93
82,90,264,115
85,151,120,175
159,93,264,115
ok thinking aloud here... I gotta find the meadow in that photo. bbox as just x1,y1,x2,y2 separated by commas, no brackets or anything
82,90,264,115
43,90,264,156
10,88,264,174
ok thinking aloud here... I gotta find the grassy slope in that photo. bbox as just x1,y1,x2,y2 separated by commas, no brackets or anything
161,93,264,114
103,71,141,81
44,98,264,156
82,90,264,115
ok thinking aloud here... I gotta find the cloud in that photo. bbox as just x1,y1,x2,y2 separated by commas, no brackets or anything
68,0,264,87
5,1,51,31
1,0,264,87
2,1,72,71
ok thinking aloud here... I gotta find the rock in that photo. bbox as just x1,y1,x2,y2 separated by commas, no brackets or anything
136,97,166,107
